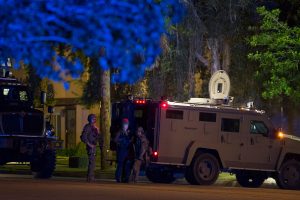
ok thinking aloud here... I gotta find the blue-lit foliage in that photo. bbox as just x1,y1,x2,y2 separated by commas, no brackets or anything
0,0,184,84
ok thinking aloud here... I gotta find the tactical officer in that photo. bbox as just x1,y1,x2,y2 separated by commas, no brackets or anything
131,127,149,183
114,118,132,183
81,114,103,182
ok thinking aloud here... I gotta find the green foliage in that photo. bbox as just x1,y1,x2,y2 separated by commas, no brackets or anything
193,0,252,38
81,57,102,108
248,6,300,102
149,0,254,101
25,65,42,107
56,142,88,157
24,65,55,107
274,0,300,26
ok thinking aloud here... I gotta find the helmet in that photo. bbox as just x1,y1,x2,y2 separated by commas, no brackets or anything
122,118,129,124
88,114,96,123
137,127,145,135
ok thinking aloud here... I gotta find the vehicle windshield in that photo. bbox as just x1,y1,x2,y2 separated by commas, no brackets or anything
0,85,31,105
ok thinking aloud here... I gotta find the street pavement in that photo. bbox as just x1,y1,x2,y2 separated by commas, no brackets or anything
0,174,300,200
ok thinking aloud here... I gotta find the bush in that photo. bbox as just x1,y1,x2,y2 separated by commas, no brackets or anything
56,148,76,157
56,142,88,157
75,142,88,157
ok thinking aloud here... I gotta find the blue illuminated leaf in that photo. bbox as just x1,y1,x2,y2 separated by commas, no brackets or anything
0,0,185,84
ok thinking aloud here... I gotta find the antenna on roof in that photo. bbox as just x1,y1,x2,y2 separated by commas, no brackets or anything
188,70,233,106
209,70,230,100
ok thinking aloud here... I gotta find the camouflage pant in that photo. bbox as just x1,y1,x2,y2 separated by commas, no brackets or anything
131,159,142,182
87,152,96,182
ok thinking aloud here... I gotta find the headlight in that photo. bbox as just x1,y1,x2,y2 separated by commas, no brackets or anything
45,129,55,137
277,131,284,139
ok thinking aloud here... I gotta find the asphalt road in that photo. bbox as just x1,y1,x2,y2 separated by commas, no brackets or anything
0,175,300,200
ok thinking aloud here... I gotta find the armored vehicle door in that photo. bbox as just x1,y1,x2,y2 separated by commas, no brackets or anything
240,116,281,170
110,100,159,151
219,114,244,168
158,108,187,164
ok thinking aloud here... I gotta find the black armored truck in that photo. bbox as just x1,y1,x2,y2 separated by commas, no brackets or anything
0,68,57,178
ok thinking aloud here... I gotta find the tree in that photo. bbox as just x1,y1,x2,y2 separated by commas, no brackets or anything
81,57,102,108
148,0,254,101
248,6,300,102
0,0,184,169
191,0,253,73
0,1,183,84
248,6,300,134
275,0,300,26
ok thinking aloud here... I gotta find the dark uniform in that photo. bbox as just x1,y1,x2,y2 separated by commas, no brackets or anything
114,128,132,183
81,123,103,182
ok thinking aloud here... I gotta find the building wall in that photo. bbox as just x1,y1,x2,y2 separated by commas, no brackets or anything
47,72,101,148
52,80,82,99
11,67,101,149
50,100,100,149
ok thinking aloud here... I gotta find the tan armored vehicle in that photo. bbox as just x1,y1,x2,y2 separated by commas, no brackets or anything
111,70,300,190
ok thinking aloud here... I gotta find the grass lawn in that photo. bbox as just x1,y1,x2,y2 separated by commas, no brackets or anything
0,156,115,179
218,172,236,181
0,156,235,182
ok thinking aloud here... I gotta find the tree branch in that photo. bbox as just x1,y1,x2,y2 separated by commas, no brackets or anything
195,52,209,67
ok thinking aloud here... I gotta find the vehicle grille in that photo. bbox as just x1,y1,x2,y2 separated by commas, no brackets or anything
1,113,44,136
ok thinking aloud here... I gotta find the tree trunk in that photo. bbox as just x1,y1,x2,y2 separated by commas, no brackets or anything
222,40,231,72
208,38,221,74
188,37,195,98
100,68,111,170
175,25,184,101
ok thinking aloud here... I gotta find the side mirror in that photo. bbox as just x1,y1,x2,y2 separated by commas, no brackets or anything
40,91,47,105
48,106,54,114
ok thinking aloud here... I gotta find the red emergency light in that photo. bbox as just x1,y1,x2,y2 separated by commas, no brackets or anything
161,101,168,109
135,100,146,104
153,151,158,157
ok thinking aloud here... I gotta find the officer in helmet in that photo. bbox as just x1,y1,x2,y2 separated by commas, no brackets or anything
81,114,103,182
114,118,132,182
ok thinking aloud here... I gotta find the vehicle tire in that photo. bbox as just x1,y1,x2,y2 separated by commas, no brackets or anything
0,160,6,166
146,167,176,184
185,166,198,185
276,159,300,190
31,150,56,179
236,171,265,188
189,153,220,185
0,154,7,165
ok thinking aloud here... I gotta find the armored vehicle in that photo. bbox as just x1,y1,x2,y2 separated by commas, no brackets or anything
0,68,57,178
111,70,300,190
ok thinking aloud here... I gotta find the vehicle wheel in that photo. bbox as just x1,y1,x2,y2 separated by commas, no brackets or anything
189,153,220,185
276,159,300,190
185,166,198,185
146,167,176,184
0,160,6,166
236,171,265,188
31,150,56,179
0,155,7,165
